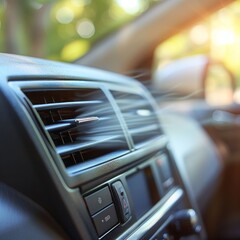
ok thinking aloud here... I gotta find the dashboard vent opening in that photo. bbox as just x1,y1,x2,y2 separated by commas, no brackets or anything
23,88,129,169
112,91,162,148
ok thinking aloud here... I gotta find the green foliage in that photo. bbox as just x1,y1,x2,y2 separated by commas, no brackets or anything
0,0,156,61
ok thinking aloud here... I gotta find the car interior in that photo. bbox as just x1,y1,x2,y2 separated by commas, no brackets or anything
1,0,240,239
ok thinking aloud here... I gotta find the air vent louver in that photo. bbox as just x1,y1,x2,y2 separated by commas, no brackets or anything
23,88,129,169
112,91,162,147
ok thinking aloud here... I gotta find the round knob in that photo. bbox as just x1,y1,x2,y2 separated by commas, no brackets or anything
169,209,201,239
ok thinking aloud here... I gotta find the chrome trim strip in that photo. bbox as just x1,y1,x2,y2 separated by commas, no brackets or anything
46,117,100,132
121,188,183,240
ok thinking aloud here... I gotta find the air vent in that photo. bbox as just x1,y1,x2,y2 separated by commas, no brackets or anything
23,88,129,169
112,91,162,147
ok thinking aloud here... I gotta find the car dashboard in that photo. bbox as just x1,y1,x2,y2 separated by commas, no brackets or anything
0,54,222,239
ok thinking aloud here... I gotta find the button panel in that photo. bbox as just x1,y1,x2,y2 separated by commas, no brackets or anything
112,181,131,222
85,186,112,215
92,204,118,236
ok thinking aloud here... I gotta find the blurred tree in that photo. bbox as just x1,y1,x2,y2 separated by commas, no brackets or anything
0,0,155,61
4,0,53,57
5,0,19,54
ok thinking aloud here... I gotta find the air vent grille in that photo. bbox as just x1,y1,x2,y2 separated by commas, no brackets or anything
112,91,162,147
23,88,129,168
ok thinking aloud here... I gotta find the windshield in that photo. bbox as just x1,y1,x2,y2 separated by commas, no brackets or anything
0,0,159,62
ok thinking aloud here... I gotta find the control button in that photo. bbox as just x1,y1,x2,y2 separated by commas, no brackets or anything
112,181,131,222
85,186,112,215
92,204,118,236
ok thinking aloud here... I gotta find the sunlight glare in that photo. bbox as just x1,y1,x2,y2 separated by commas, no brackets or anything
61,40,90,61
56,7,74,24
234,89,240,104
115,0,142,15
211,28,235,46
77,19,95,38
71,0,91,7
190,25,209,45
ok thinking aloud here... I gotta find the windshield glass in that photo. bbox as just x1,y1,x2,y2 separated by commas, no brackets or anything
0,0,159,62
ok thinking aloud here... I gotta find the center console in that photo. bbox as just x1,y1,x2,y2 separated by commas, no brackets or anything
82,150,204,240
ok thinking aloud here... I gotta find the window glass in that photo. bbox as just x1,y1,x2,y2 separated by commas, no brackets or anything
0,0,160,62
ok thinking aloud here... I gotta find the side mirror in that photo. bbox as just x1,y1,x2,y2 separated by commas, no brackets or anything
152,55,235,106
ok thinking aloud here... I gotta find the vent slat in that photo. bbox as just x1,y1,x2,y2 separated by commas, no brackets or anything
34,100,102,110
129,124,160,135
57,135,123,156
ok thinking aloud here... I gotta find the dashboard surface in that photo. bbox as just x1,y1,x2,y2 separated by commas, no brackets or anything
0,53,221,239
